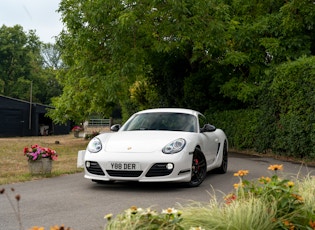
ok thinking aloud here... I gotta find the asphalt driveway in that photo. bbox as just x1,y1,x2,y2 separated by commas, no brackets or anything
1,152,314,230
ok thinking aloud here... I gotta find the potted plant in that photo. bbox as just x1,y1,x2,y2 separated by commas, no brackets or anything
72,125,84,138
23,144,58,174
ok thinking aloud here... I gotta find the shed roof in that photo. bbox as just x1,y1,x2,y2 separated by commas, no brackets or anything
0,95,54,109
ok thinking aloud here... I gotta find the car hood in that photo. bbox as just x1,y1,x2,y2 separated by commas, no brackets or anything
102,131,190,153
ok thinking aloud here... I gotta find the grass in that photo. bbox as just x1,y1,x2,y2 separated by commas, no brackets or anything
1,135,314,185
180,196,279,230
0,134,88,185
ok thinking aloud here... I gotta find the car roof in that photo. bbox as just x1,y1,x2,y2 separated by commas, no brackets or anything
136,108,200,116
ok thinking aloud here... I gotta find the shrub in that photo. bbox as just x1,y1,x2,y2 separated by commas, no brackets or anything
259,56,315,158
230,166,311,229
105,165,315,230
206,109,261,149
105,206,184,230
206,57,315,159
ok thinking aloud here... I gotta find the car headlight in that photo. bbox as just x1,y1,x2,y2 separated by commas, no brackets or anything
162,138,186,154
87,137,102,153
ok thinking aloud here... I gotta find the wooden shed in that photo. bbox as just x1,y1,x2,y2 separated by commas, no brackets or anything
0,95,70,137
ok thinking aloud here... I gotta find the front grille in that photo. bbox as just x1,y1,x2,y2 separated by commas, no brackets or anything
106,170,143,177
86,161,105,175
146,163,173,177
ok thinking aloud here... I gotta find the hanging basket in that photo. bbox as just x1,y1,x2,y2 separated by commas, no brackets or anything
28,158,52,174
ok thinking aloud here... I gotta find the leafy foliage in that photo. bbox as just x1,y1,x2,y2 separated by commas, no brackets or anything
207,55,315,159
0,25,35,99
0,25,62,105
52,0,315,119
3,0,313,158
206,109,261,149
261,56,315,158
54,0,234,122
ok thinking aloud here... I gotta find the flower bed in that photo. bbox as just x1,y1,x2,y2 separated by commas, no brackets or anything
105,165,315,230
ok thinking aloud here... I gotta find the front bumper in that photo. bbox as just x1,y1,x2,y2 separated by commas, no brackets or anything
80,150,193,183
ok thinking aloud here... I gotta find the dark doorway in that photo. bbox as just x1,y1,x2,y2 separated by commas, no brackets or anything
38,113,53,135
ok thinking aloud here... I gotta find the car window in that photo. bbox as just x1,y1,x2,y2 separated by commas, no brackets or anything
198,114,208,130
122,113,197,132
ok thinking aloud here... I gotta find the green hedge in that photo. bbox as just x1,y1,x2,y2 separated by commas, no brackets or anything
206,109,261,150
267,56,315,159
206,56,315,159
206,108,315,159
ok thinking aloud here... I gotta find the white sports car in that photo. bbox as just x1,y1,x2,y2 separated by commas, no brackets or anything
77,108,228,187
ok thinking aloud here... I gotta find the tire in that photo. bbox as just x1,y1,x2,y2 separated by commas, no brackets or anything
187,148,207,187
214,141,228,174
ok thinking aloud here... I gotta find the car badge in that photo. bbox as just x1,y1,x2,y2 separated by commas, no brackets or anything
127,147,132,150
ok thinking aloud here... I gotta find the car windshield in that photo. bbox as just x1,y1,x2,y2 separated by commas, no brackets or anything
122,112,197,132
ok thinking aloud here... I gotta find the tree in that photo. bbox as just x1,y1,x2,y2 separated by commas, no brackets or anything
0,25,34,99
0,25,63,105
50,0,315,123
41,43,64,69
220,0,315,104
51,0,232,122
38,43,63,105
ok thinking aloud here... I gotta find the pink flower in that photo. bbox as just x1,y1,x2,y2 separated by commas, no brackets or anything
72,126,83,132
23,144,58,161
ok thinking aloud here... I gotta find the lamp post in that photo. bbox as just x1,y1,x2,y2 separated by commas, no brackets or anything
29,81,32,130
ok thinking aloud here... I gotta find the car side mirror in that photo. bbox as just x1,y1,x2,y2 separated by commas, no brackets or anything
200,124,216,133
110,124,121,132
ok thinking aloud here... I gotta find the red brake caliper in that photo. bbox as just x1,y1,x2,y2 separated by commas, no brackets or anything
193,159,199,173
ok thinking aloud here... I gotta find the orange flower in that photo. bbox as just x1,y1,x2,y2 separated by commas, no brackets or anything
309,220,315,229
224,193,237,204
233,183,244,189
291,194,304,202
130,206,138,211
233,170,249,177
268,164,283,171
50,225,72,230
283,220,295,230
29,227,44,230
129,205,139,214
259,176,271,184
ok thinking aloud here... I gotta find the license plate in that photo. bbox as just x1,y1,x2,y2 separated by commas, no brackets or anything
107,162,140,170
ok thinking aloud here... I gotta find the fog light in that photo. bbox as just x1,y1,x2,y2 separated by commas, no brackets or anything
166,163,174,170
85,161,90,168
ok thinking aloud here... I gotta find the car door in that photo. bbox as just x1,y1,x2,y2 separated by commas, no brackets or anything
198,114,219,165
